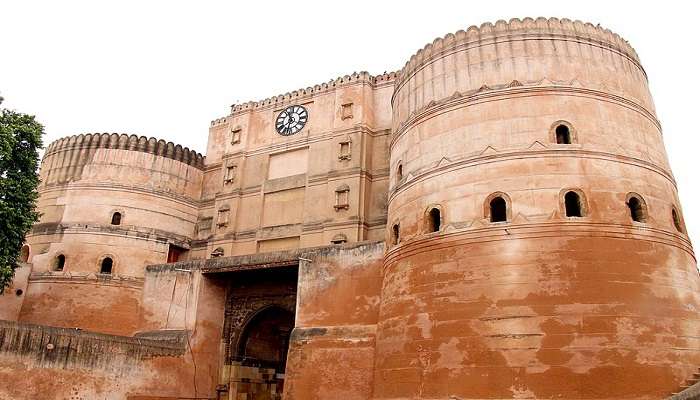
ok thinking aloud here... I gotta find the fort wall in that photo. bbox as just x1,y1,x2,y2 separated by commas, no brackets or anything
376,17,698,399
19,134,204,335
0,16,697,400
284,242,384,400
197,72,395,260
0,263,225,400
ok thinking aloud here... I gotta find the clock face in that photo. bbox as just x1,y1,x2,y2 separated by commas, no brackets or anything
275,105,308,136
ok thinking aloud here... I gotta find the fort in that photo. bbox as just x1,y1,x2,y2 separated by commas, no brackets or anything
1,17,698,400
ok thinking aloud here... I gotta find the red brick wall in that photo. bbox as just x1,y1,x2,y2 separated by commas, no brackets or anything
283,242,384,400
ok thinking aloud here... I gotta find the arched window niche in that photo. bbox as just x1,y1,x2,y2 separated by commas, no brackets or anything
550,120,577,145
672,206,685,233
391,222,400,246
626,193,648,223
54,254,66,272
331,234,348,245
424,205,443,234
562,189,587,218
110,211,122,225
99,256,114,275
484,192,511,223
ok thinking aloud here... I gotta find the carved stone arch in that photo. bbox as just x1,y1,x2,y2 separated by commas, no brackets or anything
97,253,117,275
484,192,512,223
396,159,404,184
550,120,578,144
331,233,348,244
110,208,125,225
625,192,648,223
227,301,295,366
560,188,589,218
424,204,444,233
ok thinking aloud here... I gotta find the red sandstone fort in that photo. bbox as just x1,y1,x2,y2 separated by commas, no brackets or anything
1,17,698,400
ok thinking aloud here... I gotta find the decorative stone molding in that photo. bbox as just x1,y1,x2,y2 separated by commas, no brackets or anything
395,17,641,90
30,222,192,249
330,234,348,244
44,133,205,169
28,271,144,289
391,79,660,143
0,320,185,375
334,184,350,210
338,140,352,161
216,71,398,119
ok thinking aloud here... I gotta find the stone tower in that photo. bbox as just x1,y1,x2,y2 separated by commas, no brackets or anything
2,17,698,400
375,18,698,399
18,133,204,334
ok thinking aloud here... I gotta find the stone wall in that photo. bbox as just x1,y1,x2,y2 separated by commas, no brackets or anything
0,16,696,400
20,134,204,335
0,320,186,399
376,17,698,400
283,241,384,400
0,263,226,400
198,72,393,259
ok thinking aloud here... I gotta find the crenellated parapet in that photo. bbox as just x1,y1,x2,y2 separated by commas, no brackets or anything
44,133,205,169
397,17,640,87
391,17,651,132
216,70,397,123
375,17,697,400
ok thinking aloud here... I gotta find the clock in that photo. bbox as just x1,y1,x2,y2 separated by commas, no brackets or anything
275,105,308,136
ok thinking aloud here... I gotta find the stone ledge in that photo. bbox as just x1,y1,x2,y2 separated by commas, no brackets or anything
147,241,384,275
0,320,186,374
28,271,145,289
669,384,700,400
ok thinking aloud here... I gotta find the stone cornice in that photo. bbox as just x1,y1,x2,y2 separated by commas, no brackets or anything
389,147,677,204
38,182,202,208
29,222,193,248
148,241,384,274
44,133,205,169
391,80,660,143
0,320,185,375
395,17,642,93
384,221,695,269
204,168,389,205
28,271,145,289
214,71,397,122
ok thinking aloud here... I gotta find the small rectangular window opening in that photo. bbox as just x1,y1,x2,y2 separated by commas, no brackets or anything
339,141,351,160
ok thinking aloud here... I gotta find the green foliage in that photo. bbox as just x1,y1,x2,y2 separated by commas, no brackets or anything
0,97,44,293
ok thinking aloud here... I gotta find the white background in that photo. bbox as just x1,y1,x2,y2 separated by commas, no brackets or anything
1,0,698,246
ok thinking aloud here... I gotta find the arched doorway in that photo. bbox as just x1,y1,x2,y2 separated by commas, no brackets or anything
237,306,294,373
227,304,295,400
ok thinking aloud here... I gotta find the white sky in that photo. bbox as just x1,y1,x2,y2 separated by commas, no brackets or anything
1,0,698,245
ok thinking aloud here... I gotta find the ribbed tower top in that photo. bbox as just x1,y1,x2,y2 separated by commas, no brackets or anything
44,133,205,169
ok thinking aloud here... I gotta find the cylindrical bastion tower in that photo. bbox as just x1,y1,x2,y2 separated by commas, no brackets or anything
376,18,698,399
20,133,204,335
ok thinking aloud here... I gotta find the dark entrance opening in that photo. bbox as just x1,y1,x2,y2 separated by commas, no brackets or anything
490,196,507,222
220,265,298,400
237,306,294,373
167,244,187,263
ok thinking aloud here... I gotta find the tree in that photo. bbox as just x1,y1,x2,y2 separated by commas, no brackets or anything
0,96,44,293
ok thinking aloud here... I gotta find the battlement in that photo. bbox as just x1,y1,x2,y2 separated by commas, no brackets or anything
396,17,641,87
45,133,205,169
214,70,398,124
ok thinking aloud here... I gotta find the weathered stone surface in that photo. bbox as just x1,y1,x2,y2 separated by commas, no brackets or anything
0,17,696,400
